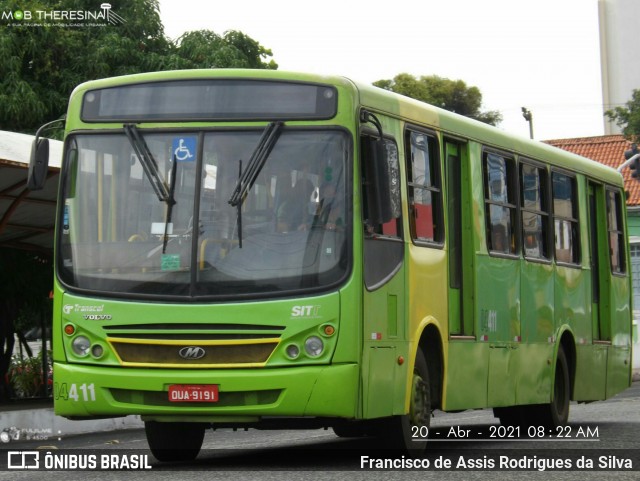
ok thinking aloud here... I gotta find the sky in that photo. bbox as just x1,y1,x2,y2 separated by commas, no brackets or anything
158,0,605,141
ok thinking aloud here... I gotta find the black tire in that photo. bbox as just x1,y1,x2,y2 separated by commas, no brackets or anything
377,349,431,455
145,421,207,462
536,348,570,428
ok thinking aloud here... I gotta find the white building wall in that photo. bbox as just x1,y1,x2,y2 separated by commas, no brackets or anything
599,0,640,134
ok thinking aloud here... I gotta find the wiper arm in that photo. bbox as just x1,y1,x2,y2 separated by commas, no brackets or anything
228,121,283,207
124,124,171,203
228,121,283,249
163,155,178,254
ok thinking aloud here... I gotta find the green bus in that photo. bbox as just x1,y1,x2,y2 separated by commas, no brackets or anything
29,69,633,460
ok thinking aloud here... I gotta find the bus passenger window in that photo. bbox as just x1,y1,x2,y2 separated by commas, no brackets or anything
406,130,442,244
483,152,517,255
520,162,550,260
607,189,626,274
552,172,579,264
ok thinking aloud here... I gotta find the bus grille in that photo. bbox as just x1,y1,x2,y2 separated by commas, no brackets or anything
103,323,285,368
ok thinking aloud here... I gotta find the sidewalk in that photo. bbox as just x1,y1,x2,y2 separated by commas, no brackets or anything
0,399,143,443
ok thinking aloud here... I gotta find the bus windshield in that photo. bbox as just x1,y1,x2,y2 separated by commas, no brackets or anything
58,128,350,298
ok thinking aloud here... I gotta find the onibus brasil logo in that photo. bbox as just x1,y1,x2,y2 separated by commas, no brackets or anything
2,3,126,25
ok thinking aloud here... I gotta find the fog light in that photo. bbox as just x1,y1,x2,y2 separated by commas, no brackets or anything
285,344,300,359
91,344,104,358
71,336,91,357
304,336,324,357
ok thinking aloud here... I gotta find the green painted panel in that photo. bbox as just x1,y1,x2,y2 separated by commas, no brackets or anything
443,341,488,410
520,261,554,343
513,344,553,404
574,344,607,401
487,346,515,406
554,266,590,336
606,346,632,398
364,346,396,418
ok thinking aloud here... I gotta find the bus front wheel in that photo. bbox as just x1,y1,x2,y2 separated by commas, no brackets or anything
145,421,207,462
381,349,431,455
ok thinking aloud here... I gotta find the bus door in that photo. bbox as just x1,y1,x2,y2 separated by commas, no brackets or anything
444,139,473,337
360,133,405,419
441,138,490,410
587,182,632,398
586,181,609,398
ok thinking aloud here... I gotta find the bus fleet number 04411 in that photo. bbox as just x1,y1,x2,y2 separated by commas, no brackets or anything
54,383,96,402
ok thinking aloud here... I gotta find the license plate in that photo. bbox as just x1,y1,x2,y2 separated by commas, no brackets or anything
168,384,219,402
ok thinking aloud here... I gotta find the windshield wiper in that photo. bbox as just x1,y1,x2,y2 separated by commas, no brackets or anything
228,121,284,248
163,155,178,254
228,122,283,207
124,124,171,203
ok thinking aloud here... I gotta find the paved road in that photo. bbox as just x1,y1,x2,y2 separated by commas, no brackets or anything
1,382,639,480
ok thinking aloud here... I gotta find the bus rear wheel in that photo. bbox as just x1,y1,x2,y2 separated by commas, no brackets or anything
536,348,570,427
380,349,431,455
145,421,207,462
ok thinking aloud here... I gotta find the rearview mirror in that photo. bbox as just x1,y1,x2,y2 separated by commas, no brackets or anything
28,138,50,191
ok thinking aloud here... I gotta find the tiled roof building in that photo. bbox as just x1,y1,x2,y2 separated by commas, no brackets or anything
545,135,639,206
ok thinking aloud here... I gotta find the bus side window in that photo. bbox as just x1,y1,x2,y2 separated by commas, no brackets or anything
520,162,551,260
552,172,580,265
406,130,443,244
606,188,626,274
483,151,518,255
361,135,402,238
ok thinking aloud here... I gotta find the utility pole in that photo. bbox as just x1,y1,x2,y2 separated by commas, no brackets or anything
521,107,534,139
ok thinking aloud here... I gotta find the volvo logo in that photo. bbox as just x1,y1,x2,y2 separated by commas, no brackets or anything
178,346,206,360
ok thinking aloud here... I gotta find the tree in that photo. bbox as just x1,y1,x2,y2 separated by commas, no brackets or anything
374,73,502,126
168,30,277,70
605,89,640,143
0,0,277,134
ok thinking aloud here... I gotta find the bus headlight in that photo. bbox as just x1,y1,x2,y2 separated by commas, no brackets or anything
71,336,91,357
91,344,104,358
304,336,324,357
285,344,300,359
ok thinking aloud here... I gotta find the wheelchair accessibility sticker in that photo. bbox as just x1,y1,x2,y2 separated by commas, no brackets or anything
172,136,196,162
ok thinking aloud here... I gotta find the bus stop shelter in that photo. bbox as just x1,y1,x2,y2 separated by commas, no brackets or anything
0,130,63,254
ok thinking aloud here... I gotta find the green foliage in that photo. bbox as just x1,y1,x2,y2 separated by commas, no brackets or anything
373,73,502,126
8,350,52,398
0,0,277,133
171,30,278,70
605,89,640,143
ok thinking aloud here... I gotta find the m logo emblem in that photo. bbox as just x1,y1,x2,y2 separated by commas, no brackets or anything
179,346,206,360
